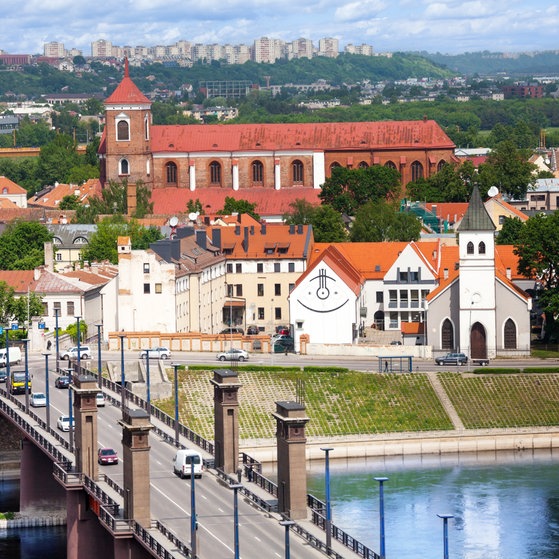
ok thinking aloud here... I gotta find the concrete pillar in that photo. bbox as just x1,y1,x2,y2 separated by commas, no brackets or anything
211,369,242,474
73,373,99,480
272,401,310,520
119,408,153,526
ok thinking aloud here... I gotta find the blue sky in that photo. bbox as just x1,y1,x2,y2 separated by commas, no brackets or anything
3,0,559,56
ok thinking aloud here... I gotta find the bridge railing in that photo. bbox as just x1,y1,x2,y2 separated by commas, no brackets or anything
215,468,278,513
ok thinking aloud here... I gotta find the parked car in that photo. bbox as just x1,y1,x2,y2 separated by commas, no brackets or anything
273,336,295,353
0,368,7,383
55,376,71,389
30,392,47,407
435,352,468,366
139,347,171,359
96,392,106,407
61,345,91,360
246,325,260,335
390,340,403,346
98,447,118,465
57,415,75,432
216,348,249,362
219,327,244,336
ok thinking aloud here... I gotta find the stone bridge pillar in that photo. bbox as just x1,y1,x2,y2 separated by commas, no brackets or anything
211,369,242,474
272,401,310,520
119,408,153,526
73,373,99,480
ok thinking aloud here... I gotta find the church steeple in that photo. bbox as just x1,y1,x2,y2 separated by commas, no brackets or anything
458,185,495,232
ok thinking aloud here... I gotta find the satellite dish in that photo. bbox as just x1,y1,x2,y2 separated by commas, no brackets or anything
169,216,179,227
487,186,499,197
188,212,197,221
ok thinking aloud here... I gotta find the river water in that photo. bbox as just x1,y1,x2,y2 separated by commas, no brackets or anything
2,449,559,559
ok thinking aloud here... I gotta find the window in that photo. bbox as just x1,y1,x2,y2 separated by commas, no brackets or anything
143,263,150,273
252,160,264,184
144,283,150,294
227,263,233,273
117,119,129,141
330,162,341,172
292,160,304,183
258,307,265,320
467,241,474,254
288,262,295,273
441,319,454,350
358,161,369,168
411,161,424,181
56,253,62,261
437,160,447,172
275,307,282,320
289,283,295,292
384,161,396,170
210,161,221,185
499,215,505,225
235,284,243,297
504,318,517,349
376,291,384,303
166,162,178,184
120,158,129,175
155,283,162,294
275,284,281,296
399,271,409,282
144,115,150,141
42,302,48,315
67,301,74,315
235,263,242,273
257,284,264,296
257,263,263,273
227,284,234,297
274,263,280,273
478,241,486,254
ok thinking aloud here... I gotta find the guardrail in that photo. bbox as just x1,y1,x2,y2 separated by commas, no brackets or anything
215,468,277,513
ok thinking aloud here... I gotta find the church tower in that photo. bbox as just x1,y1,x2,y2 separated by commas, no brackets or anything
100,59,153,211
457,185,497,361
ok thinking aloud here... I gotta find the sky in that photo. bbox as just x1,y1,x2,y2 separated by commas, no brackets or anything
3,0,559,56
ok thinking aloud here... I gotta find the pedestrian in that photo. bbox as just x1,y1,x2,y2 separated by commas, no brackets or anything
248,464,254,482
384,360,389,373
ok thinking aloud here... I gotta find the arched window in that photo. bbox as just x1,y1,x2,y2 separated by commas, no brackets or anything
441,318,454,350
411,161,424,181
144,115,150,141
210,161,221,185
384,161,397,170
166,161,178,184
2,187,7,194
504,318,517,349
437,160,447,172
120,159,129,175
117,119,130,141
252,160,264,184
478,241,486,254
467,241,474,254
330,162,341,172
292,160,304,183
358,161,369,169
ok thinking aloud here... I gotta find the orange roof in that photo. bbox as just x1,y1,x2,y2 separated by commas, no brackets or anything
0,270,34,294
104,59,151,105
150,187,321,217
150,119,454,153
30,179,102,209
402,322,425,335
0,198,18,209
425,202,468,224
0,176,26,194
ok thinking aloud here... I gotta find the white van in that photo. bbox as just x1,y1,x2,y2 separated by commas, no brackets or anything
0,347,22,367
172,449,203,479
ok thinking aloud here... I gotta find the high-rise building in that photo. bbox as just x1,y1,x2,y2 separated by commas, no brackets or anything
252,37,284,63
91,39,113,58
44,41,65,58
287,38,314,60
318,38,339,58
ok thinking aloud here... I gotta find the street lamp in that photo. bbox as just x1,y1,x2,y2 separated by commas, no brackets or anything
23,339,29,415
118,334,126,414
172,363,180,447
230,483,243,559
54,308,60,373
374,477,389,559
279,519,295,559
75,315,81,375
66,366,74,451
320,447,334,552
437,514,454,559
191,459,198,558
95,323,103,389
144,349,151,414
42,351,51,430
5,327,10,382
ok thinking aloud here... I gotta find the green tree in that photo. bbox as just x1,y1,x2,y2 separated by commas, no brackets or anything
319,166,401,215
36,133,80,185
66,164,100,185
218,197,260,220
0,282,16,324
11,291,45,324
0,221,53,270
282,199,317,225
132,181,154,218
406,161,474,203
496,216,525,245
187,199,204,215
350,201,422,242
59,194,81,210
311,205,347,242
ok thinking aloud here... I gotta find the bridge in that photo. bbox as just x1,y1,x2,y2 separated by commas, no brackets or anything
0,358,380,559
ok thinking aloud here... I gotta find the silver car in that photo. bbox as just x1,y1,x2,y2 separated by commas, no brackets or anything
216,348,249,362
139,347,171,359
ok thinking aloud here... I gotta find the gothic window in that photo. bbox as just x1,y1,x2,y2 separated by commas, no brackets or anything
358,161,369,168
411,161,424,181
504,318,517,349
330,162,341,172
437,160,447,172
292,160,304,183
252,160,264,184
441,318,454,350
478,241,486,254
467,241,474,254
117,119,130,141
384,161,397,170
144,115,150,140
166,161,178,184
210,161,221,185
120,158,129,175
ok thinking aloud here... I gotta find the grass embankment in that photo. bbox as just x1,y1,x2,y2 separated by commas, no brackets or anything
155,363,559,440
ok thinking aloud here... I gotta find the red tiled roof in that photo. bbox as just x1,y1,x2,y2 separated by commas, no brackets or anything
150,119,454,153
0,176,26,194
30,179,102,209
0,270,35,294
425,202,468,224
150,187,321,217
104,59,151,105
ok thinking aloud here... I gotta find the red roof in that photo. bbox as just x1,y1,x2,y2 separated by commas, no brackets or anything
105,59,151,105
0,176,26,195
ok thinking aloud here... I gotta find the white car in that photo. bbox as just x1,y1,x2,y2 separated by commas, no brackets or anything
30,392,47,407
57,415,75,432
96,392,106,407
61,346,91,360
216,348,249,362
139,347,171,359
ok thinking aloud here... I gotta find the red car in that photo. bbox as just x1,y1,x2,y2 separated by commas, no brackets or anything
98,448,119,465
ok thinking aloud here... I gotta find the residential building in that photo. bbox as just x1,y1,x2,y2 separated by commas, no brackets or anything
91,39,114,58
43,41,65,58
46,225,97,271
252,37,284,63
29,178,101,209
0,176,27,208
318,38,339,58
509,178,559,211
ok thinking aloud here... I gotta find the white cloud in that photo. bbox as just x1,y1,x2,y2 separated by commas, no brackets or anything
335,0,387,22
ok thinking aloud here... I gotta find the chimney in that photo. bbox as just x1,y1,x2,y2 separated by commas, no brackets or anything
506,267,511,279
443,268,448,279
176,225,194,239
44,241,54,272
196,230,207,250
212,228,222,249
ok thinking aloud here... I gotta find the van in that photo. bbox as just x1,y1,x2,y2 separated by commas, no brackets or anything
0,347,22,367
6,370,30,395
172,449,203,479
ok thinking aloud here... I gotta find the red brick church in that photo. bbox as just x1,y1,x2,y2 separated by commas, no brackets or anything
99,60,457,216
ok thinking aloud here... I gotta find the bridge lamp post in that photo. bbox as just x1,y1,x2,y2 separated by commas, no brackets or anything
95,323,103,389
144,349,151,415
54,308,60,373
42,351,51,430
279,519,295,559
230,483,243,559
320,447,334,553
172,363,180,447
191,459,198,558
66,366,74,451
437,513,454,559
23,339,29,415
5,327,10,383
75,315,82,375
118,334,126,414
374,477,389,559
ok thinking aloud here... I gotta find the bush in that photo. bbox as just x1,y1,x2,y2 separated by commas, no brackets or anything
473,368,522,374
